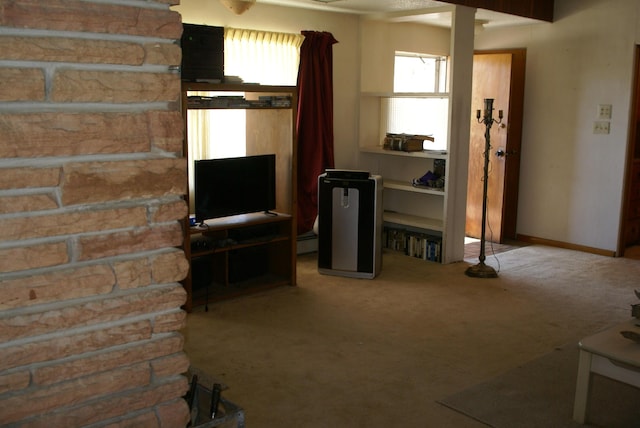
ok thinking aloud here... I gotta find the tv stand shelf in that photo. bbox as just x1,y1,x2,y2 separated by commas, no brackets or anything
180,82,298,311
186,213,293,310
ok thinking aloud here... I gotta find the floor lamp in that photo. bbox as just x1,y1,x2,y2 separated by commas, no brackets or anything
465,98,502,278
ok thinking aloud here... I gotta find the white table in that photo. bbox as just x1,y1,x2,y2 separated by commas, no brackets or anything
573,319,640,424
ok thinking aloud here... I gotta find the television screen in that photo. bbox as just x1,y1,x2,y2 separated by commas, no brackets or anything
195,154,276,223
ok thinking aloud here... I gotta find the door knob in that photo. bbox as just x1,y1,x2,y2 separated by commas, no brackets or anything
496,148,518,157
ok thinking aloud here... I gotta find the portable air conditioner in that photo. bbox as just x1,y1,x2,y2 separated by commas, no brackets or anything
317,170,383,279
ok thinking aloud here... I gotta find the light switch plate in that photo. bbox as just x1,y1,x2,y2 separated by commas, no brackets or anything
597,104,612,120
593,121,610,134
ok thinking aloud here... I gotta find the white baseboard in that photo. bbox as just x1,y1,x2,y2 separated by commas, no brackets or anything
297,232,318,255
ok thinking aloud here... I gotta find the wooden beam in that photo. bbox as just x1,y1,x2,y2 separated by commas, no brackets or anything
438,0,554,22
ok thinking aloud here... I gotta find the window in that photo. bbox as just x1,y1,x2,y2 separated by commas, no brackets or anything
394,51,448,93
386,52,450,151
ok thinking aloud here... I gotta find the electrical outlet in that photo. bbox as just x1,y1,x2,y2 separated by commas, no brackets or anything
597,104,612,120
593,121,610,134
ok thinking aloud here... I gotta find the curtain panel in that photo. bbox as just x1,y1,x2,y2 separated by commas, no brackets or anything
296,31,338,234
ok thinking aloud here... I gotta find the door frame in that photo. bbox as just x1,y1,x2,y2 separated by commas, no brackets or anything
617,45,640,256
501,48,526,240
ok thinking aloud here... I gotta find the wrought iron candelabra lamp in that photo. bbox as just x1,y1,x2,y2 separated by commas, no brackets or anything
465,98,502,278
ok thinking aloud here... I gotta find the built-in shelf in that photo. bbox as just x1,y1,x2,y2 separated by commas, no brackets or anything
182,82,293,93
384,179,444,196
181,82,298,311
357,12,478,264
383,211,444,232
359,146,448,159
361,91,449,99
187,105,292,110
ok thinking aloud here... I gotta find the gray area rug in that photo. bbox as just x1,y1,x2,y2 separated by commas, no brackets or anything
438,342,640,428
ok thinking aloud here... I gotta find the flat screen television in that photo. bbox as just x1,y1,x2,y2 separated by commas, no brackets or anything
194,154,276,223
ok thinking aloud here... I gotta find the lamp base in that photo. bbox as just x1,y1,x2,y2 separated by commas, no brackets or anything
465,262,498,278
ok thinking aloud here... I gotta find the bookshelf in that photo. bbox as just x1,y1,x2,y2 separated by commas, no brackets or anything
357,10,475,264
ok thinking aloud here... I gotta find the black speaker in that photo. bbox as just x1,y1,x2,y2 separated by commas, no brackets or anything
181,24,224,82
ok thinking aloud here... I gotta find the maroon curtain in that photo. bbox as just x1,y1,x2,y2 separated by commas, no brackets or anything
296,31,338,234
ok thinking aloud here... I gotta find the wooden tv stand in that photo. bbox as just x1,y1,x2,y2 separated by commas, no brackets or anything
183,212,295,312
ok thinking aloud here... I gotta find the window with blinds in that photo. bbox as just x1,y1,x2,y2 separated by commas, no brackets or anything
387,52,450,151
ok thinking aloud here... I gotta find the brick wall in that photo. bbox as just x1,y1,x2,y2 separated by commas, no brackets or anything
0,1,191,426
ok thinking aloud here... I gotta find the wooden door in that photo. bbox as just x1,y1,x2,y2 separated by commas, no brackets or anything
466,50,526,242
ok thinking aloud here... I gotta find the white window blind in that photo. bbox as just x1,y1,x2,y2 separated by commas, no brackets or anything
224,27,303,86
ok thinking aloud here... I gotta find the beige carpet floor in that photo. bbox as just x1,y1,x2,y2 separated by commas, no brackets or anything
182,245,640,427
463,238,529,261
439,339,640,427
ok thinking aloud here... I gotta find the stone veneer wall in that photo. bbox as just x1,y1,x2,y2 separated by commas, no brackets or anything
0,0,191,426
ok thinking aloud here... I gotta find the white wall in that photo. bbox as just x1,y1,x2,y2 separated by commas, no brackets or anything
173,0,361,169
359,20,451,93
475,0,640,252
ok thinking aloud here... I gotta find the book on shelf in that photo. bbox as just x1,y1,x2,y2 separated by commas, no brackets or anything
382,225,442,262
383,227,407,253
187,95,245,108
258,95,292,108
383,133,435,152
186,95,292,109
411,159,446,191
223,75,244,84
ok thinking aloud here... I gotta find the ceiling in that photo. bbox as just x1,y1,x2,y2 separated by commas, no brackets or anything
258,0,546,29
